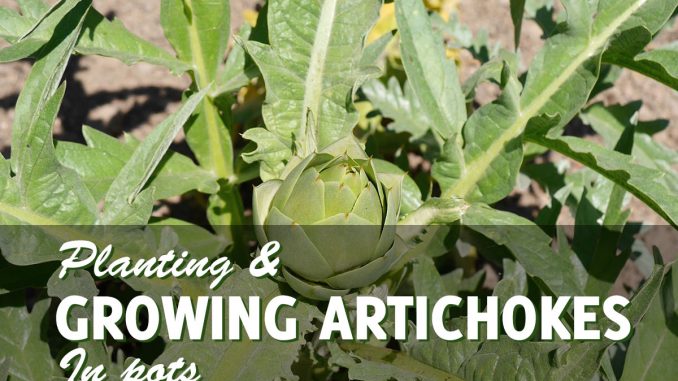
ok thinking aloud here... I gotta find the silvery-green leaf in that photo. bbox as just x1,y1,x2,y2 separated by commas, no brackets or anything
395,0,466,140
0,297,60,380
99,89,208,225
604,30,678,90
403,257,481,376
525,131,678,227
458,258,664,381
1,0,96,234
56,126,218,201
440,64,522,203
442,0,676,203
621,261,678,381
493,259,527,309
580,102,678,193
47,269,125,379
244,0,381,174
214,24,258,96
544,257,664,381
0,8,32,40
597,0,678,89
0,2,187,72
160,0,233,176
362,77,431,140
571,127,633,298
16,0,49,19
462,204,583,296
161,0,230,84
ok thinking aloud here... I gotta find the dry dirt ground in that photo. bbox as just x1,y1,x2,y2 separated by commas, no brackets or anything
0,0,675,227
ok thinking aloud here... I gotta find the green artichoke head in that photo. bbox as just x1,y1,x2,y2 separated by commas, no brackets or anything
253,138,405,300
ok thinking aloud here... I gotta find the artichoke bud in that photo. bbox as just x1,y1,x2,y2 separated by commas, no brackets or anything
253,138,407,300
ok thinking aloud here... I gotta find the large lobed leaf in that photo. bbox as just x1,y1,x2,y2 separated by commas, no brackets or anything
439,0,677,215
580,102,678,192
362,77,431,140
243,0,381,179
525,128,678,227
99,88,208,225
2,0,95,227
160,0,243,240
0,0,188,72
462,204,583,296
395,0,466,140
56,126,219,202
0,297,60,380
621,261,678,380
160,0,233,178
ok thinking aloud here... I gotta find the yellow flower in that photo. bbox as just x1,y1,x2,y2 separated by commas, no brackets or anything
425,0,459,21
367,2,397,44
243,9,258,27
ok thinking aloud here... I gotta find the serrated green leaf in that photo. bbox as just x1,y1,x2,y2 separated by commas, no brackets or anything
411,257,447,323
56,126,219,201
599,0,678,83
461,339,564,381
569,126,634,298
636,41,678,77
244,0,381,173
160,0,239,239
362,77,431,140
161,0,230,84
621,262,678,380
0,297,60,381
461,59,505,101
0,2,188,72
580,102,678,192
154,270,322,381
395,0,466,140
0,8,32,40
161,0,234,178
9,0,88,173
214,24,258,96
100,88,208,225
603,29,678,90
525,131,678,227
493,259,528,308
47,268,125,379
458,259,665,381
0,0,97,233
442,0,676,203
544,257,664,381
241,127,291,180
440,64,523,203
462,204,583,296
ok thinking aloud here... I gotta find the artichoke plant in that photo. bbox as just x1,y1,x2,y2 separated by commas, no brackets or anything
253,139,407,300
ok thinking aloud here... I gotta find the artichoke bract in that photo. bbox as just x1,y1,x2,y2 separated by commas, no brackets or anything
253,139,406,300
